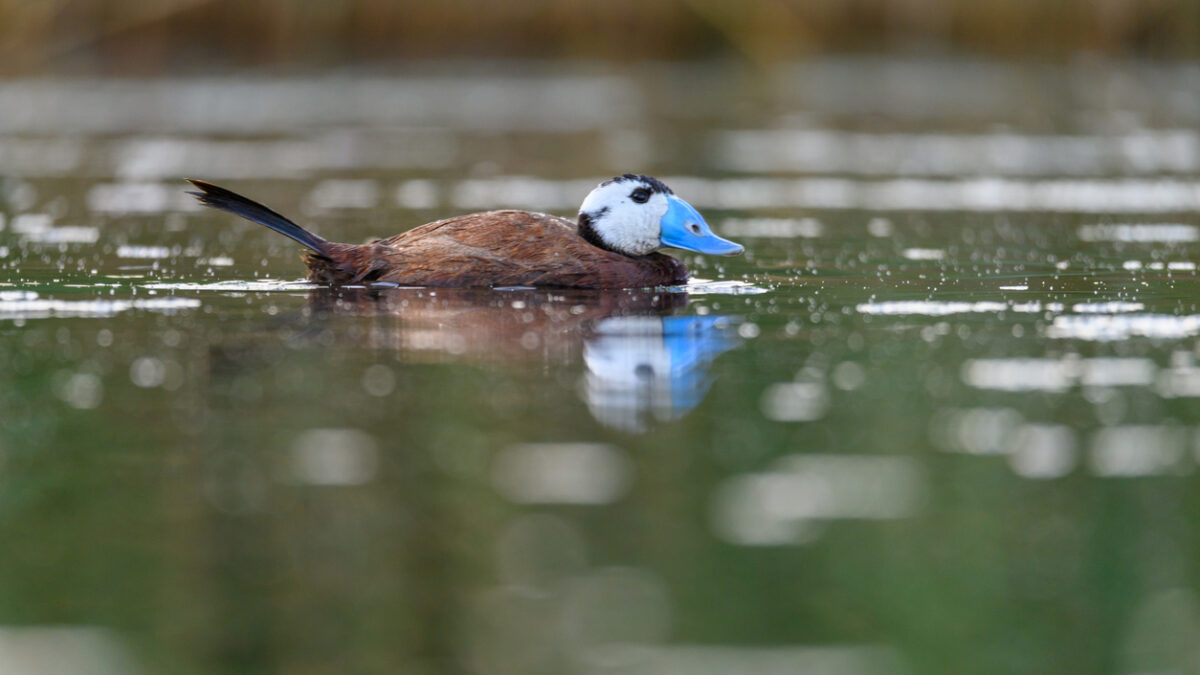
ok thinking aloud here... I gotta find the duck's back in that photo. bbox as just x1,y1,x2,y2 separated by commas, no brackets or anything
309,210,688,289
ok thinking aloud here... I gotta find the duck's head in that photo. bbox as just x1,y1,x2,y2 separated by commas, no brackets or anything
577,174,744,258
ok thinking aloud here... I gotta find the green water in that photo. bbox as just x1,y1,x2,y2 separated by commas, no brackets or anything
3,61,1200,674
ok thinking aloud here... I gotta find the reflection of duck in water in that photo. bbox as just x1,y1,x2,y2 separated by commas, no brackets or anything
305,287,688,364
305,288,741,430
188,174,743,288
583,315,741,433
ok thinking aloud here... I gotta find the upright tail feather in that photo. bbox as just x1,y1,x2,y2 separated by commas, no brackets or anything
186,179,331,257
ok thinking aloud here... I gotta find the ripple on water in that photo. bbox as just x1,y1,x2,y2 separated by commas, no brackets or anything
0,291,200,320
676,279,768,295
141,279,759,294
901,248,947,261
856,300,1063,316
858,299,1153,320
1124,261,1199,271
712,129,1200,177
1072,302,1145,313
117,245,173,259
143,279,318,292
1077,223,1199,243
1045,314,1200,341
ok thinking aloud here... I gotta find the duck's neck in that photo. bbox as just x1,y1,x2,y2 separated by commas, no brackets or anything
577,208,621,255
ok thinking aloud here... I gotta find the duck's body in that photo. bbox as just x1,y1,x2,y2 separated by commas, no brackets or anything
309,210,686,288
187,174,740,289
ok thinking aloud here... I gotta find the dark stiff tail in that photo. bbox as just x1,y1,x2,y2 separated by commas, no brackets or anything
186,179,330,257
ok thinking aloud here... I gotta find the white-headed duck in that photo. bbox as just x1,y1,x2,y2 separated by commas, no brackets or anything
186,174,743,289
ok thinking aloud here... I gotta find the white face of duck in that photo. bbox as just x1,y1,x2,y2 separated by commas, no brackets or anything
577,175,744,257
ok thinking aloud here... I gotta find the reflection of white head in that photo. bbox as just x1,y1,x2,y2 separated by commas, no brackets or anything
581,315,740,433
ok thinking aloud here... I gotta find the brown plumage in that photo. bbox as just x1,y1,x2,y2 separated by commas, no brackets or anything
187,180,688,289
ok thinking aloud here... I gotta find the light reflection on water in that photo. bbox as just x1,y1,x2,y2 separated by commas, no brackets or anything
713,455,924,546
0,291,200,320
713,128,1200,176
0,76,641,134
0,626,137,675
4,59,1200,674
82,174,1200,214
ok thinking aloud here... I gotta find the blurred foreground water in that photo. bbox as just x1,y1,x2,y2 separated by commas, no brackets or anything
3,58,1200,674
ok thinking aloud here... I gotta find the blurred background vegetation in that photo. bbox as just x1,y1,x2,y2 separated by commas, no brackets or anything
0,0,1198,75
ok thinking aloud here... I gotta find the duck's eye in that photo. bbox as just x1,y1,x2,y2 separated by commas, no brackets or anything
688,222,702,235
630,187,651,204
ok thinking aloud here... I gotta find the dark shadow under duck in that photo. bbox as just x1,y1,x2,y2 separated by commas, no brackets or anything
186,174,743,289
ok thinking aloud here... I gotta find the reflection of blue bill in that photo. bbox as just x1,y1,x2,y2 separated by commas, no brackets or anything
583,315,742,433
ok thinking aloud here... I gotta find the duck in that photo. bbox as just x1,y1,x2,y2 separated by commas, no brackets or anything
186,174,743,289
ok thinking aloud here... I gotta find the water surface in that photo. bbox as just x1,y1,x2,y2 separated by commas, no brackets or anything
3,59,1200,674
